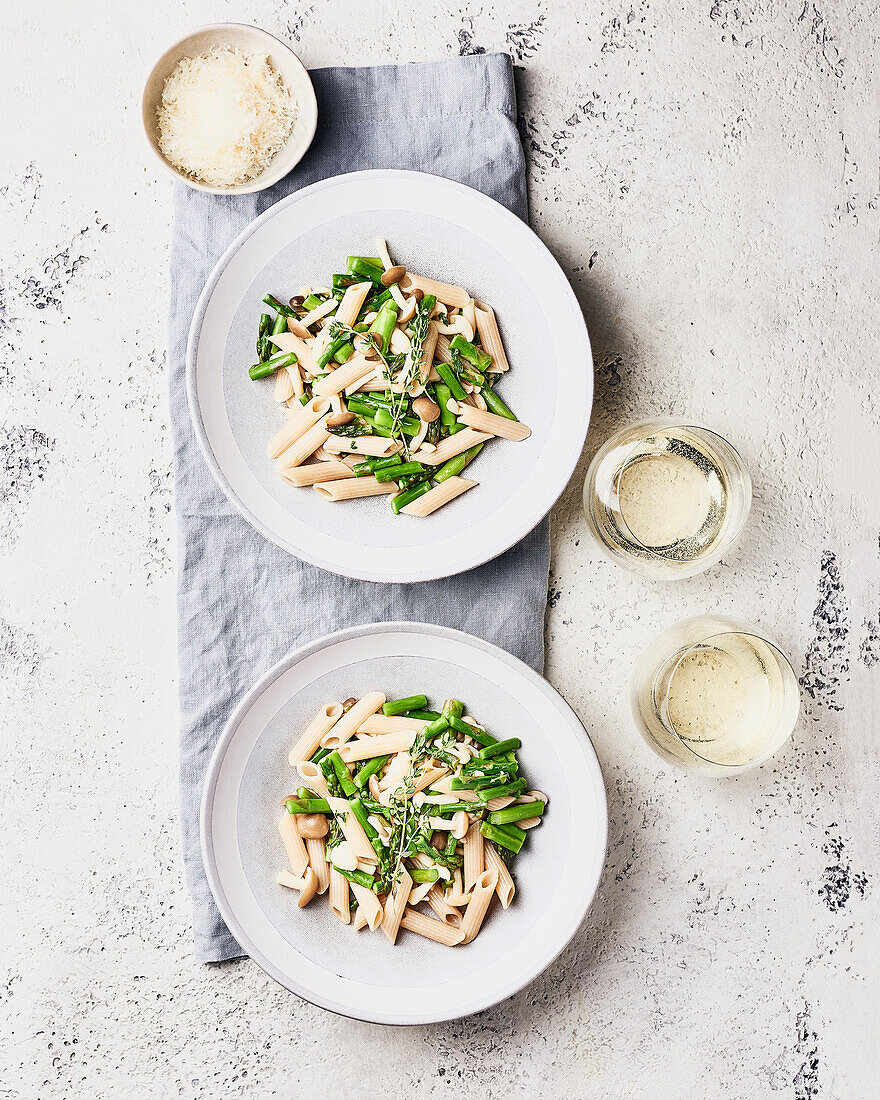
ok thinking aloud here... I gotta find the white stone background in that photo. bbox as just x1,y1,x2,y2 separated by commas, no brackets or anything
1,0,877,1096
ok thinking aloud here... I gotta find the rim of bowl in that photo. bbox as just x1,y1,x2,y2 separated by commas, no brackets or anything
141,23,318,196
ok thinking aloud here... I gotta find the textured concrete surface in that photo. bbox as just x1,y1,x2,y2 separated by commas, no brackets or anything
2,1,878,1097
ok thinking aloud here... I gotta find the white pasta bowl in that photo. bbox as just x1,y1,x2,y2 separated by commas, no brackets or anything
142,23,318,195
187,169,593,581
201,622,608,1024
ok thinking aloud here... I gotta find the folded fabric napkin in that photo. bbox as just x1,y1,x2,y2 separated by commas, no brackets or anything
168,53,550,962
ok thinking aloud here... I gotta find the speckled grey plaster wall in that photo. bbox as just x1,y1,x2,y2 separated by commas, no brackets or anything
1,1,878,1097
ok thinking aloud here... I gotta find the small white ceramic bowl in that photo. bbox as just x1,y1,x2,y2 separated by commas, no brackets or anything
142,23,318,195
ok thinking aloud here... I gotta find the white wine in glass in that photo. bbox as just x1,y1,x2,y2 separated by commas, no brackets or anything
631,616,800,775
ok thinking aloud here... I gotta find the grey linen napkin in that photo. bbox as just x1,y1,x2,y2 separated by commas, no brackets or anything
169,53,550,962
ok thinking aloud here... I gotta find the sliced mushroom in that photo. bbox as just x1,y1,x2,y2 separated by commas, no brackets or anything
326,411,355,428
381,264,406,286
412,396,440,422
342,697,358,712
297,867,318,908
295,813,329,840
331,840,358,871
410,287,424,303
286,316,312,340
451,810,470,840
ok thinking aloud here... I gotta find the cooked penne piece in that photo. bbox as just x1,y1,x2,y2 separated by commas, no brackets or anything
485,795,516,812
338,731,417,763
352,906,370,931
295,761,331,800
420,429,492,466
425,884,463,926
407,880,434,907
357,714,430,735
275,419,331,472
269,331,318,374
433,333,453,364
402,274,469,309
334,281,372,328
288,701,344,764
350,882,384,930
312,476,399,502
313,355,376,397
484,842,515,908
399,908,465,946
278,812,309,878
453,404,531,441
463,821,484,893
459,869,498,944
329,867,350,924
267,396,330,459
400,476,477,517
382,868,413,945
320,692,385,749
416,321,439,384
306,836,330,894
300,297,338,328
280,460,354,488
474,304,510,372
274,365,296,403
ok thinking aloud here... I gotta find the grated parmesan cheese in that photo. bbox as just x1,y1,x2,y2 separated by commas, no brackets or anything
157,46,297,188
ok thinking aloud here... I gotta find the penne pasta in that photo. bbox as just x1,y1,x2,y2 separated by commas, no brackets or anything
321,692,386,749
306,836,330,895
463,821,484,893
382,868,413,945
420,429,492,466
402,274,469,308
454,404,531,441
267,396,330,459
275,419,331,472
352,906,370,931
274,365,296,403
484,842,515,909
300,297,338,328
278,812,309,878
350,882,384,930
334,281,372,328
313,355,376,397
433,333,453,365
338,731,417,763
425,884,463,926
407,881,434,907
329,867,350,924
400,476,477,517
474,304,510,372
459,869,498,944
280,460,354,488
269,331,318,374
288,701,344,764
399,908,465,946
312,476,399,502
295,761,331,801
357,714,430,735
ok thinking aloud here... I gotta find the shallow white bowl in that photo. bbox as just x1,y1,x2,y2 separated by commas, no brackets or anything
142,23,318,195
201,622,608,1024
187,169,593,581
